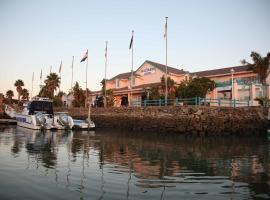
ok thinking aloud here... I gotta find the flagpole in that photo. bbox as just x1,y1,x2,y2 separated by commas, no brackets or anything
50,65,52,74
31,72,34,99
59,61,62,93
71,56,74,90
40,69,42,89
130,30,134,107
104,41,108,108
165,16,168,106
85,49,88,108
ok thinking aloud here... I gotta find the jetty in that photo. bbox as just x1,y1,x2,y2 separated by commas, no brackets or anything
0,119,17,125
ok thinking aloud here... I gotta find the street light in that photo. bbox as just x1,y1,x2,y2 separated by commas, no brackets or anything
230,68,235,100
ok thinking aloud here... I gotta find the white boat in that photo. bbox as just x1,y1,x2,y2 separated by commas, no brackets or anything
73,119,95,130
5,98,74,130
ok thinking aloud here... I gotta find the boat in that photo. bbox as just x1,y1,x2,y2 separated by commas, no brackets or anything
73,118,95,130
5,97,74,130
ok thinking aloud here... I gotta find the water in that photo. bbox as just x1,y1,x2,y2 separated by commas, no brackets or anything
0,126,269,200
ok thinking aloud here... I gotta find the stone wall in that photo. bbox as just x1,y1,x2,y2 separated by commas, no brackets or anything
59,106,269,135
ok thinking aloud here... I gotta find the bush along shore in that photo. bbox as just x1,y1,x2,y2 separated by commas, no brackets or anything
54,106,269,136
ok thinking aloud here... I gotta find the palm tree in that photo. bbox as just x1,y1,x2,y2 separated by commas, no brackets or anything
44,73,61,98
14,79,24,103
21,88,29,101
0,93,4,106
72,82,86,107
242,51,270,98
242,51,270,85
6,90,14,104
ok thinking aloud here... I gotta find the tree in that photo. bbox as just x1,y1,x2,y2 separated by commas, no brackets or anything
0,93,4,106
6,90,14,104
14,79,24,103
241,51,270,85
176,80,190,98
100,79,114,107
43,73,61,98
72,82,86,107
142,86,161,100
38,85,51,98
176,77,216,98
21,88,29,101
161,75,176,99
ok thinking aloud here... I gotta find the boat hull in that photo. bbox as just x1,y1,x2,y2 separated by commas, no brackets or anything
15,114,41,130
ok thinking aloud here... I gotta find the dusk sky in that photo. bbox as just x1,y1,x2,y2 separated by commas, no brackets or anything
0,0,269,97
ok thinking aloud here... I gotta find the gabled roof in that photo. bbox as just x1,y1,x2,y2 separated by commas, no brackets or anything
192,64,254,77
109,72,132,81
108,60,186,81
144,60,186,75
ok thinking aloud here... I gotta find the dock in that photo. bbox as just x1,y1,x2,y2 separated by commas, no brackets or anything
0,119,17,125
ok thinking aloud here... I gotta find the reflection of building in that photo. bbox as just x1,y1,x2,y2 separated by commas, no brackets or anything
90,60,266,107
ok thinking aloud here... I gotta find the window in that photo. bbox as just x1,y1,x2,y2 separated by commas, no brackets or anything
115,79,120,88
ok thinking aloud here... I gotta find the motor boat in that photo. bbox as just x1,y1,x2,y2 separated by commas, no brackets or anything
5,97,74,130
73,118,95,130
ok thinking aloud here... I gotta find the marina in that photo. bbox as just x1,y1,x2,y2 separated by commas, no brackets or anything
4,97,95,131
0,1,269,199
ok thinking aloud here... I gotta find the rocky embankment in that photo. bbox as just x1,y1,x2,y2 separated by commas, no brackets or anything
57,106,269,135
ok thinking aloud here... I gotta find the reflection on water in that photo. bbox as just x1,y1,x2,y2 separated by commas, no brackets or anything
0,126,269,200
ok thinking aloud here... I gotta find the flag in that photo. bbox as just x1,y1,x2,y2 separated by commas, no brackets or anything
40,69,42,80
164,18,167,39
81,50,88,62
59,61,62,73
32,72,34,82
129,34,133,50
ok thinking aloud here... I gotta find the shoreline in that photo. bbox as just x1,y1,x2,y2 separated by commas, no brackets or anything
57,106,270,136
1,106,269,135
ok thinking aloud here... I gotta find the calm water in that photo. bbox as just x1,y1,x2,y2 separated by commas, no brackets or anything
0,126,269,200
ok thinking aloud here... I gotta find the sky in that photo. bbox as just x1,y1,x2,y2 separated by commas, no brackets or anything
0,0,269,97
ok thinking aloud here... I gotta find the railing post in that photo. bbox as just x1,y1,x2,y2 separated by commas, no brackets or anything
198,97,201,106
218,99,221,107
143,100,146,107
159,99,161,107
175,98,179,106
247,100,249,107
233,99,236,108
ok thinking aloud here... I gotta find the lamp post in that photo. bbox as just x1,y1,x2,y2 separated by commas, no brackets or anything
230,68,235,100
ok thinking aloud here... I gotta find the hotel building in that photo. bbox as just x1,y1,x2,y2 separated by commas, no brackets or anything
90,60,267,106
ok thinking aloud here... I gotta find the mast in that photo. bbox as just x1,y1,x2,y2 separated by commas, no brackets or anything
165,16,168,106
71,56,74,90
85,49,88,108
31,72,34,99
130,30,134,106
104,41,108,108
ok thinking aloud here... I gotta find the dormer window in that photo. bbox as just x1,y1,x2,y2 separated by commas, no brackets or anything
115,78,120,88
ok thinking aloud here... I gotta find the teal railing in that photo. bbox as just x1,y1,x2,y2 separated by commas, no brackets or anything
131,97,251,107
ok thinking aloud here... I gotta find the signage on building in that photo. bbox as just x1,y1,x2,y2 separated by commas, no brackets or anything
140,67,156,76
216,85,232,91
